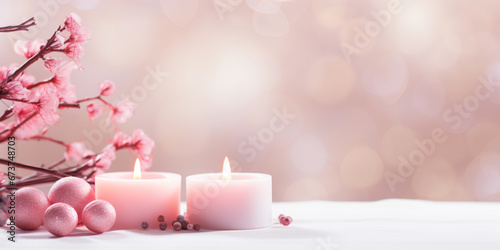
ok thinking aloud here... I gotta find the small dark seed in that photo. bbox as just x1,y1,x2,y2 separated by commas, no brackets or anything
193,224,201,231
159,222,167,230
180,220,189,230
176,215,185,221
141,221,149,229
173,222,182,231
157,215,165,222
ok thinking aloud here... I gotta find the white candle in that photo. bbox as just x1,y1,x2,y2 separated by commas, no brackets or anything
95,159,181,229
186,157,272,230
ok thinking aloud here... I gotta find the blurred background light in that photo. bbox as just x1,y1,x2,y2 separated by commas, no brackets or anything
1,0,500,201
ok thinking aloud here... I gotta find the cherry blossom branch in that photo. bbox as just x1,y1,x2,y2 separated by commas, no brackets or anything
0,17,36,33
0,112,36,141
32,135,68,146
58,102,80,109
27,79,52,89
47,158,66,170
0,158,69,178
4,26,64,84
77,96,112,106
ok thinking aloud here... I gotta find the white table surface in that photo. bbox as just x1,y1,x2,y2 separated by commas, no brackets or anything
1,199,500,250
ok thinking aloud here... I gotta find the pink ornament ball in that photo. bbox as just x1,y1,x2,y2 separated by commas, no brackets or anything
44,203,78,237
48,177,95,223
82,200,116,233
15,187,50,230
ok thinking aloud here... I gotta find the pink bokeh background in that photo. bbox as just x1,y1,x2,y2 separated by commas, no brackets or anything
2,0,500,201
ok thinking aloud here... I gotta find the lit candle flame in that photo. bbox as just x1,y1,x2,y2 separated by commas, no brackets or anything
133,158,141,180
222,156,231,180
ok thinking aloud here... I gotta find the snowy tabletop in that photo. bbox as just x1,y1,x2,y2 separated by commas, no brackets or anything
1,200,500,250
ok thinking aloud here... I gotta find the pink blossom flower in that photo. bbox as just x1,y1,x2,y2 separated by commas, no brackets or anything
51,61,77,103
63,13,89,68
111,101,134,123
87,102,102,120
131,129,154,157
96,144,116,170
99,80,115,96
64,142,94,162
0,80,27,101
13,39,44,59
13,85,60,139
16,73,35,88
43,58,59,73
64,43,84,68
131,129,154,169
64,13,82,34
31,85,60,125
112,131,131,148
13,102,47,139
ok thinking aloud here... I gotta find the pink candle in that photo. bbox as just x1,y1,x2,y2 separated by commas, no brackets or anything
95,159,181,229
186,157,272,230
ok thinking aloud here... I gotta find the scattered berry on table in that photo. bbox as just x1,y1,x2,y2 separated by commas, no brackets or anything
193,224,201,231
157,215,165,222
159,222,167,230
180,220,189,230
141,221,149,229
173,221,182,231
176,215,185,221
280,216,292,226
187,224,194,230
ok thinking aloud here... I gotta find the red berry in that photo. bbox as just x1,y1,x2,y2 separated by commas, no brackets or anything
141,221,149,229
193,224,201,231
180,220,189,230
278,214,285,220
159,222,167,230
187,224,194,230
176,215,184,221
157,215,165,222
173,222,182,231
171,220,179,226
280,216,292,226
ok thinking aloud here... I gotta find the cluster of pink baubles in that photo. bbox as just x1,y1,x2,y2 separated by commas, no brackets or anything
13,177,116,236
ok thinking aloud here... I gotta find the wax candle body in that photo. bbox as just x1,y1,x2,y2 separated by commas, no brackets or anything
186,173,272,230
96,172,181,229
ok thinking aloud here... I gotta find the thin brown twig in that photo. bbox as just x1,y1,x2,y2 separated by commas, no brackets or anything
0,17,36,33
0,158,69,178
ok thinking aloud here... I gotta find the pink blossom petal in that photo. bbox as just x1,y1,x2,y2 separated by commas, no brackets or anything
64,13,82,33
0,80,28,100
87,102,102,120
112,131,130,148
111,101,134,123
99,80,115,96
96,145,116,170
13,39,44,59
64,142,94,162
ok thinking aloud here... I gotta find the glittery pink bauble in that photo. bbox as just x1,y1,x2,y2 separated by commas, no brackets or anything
16,187,50,230
48,177,95,223
82,200,116,233
44,203,78,237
